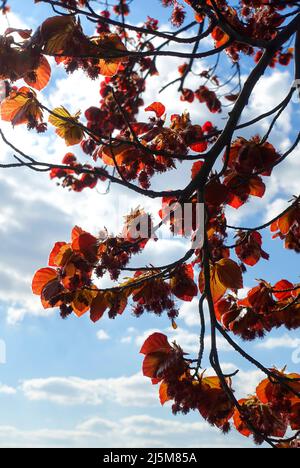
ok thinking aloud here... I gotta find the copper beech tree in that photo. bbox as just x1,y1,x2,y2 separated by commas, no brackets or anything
1,0,300,448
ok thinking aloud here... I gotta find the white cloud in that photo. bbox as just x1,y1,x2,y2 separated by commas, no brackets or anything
256,334,300,350
20,373,157,407
121,336,132,344
96,329,110,341
235,369,264,397
246,70,292,133
0,383,16,395
179,298,204,327
0,413,251,448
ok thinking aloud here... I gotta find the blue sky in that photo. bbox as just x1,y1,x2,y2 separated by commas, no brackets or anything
0,0,298,448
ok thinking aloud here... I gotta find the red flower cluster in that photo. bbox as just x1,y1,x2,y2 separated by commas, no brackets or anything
195,86,222,114
94,104,215,188
84,70,145,136
113,0,130,17
49,153,107,192
215,279,300,340
141,333,300,444
140,333,234,430
235,369,300,444
179,0,293,66
235,231,269,267
32,225,198,322
223,136,280,208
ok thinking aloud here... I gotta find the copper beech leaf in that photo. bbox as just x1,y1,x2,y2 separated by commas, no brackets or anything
145,102,166,118
93,34,129,77
142,352,167,379
71,289,97,317
170,264,198,302
159,381,171,405
24,56,51,91
140,332,172,355
32,267,58,295
273,279,295,300
0,87,43,126
48,106,84,146
90,292,108,323
199,258,243,303
40,15,79,55
216,258,243,290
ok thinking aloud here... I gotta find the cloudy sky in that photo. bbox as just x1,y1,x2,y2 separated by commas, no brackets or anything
0,0,299,448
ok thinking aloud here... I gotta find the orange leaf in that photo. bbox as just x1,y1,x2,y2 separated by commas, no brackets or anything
40,16,79,55
24,56,51,91
248,176,265,198
98,60,120,77
32,267,58,295
94,34,128,77
0,87,43,126
72,232,97,255
72,289,96,317
49,242,73,268
211,27,230,48
233,401,252,437
41,279,64,309
170,264,198,302
199,258,243,303
256,371,300,404
159,381,171,405
198,375,234,428
71,225,85,242
278,208,296,235
199,266,226,303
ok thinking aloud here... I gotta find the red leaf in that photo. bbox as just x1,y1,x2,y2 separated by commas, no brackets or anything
142,352,166,379
140,332,172,355
191,161,204,179
170,264,198,302
189,141,208,153
145,102,165,118
273,280,294,300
